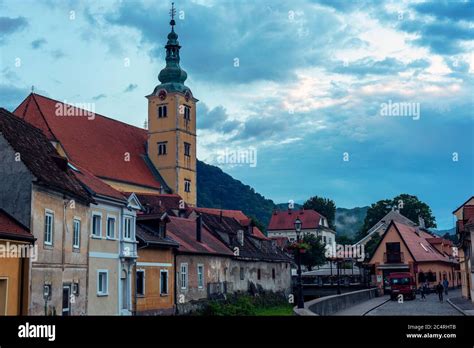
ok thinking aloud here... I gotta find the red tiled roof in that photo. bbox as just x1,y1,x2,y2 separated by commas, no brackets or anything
0,108,92,203
136,193,185,215
193,207,268,240
14,93,164,190
0,209,34,242
167,216,233,256
268,209,323,231
393,221,453,263
71,163,126,201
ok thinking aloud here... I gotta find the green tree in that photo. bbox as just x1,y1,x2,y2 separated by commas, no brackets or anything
336,234,353,245
356,194,436,241
303,196,336,229
249,216,266,234
364,234,381,261
299,234,327,271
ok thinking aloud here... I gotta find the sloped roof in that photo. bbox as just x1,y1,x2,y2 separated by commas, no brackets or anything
393,221,454,263
136,223,179,248
71,163,126,201
0,209,34,242
268,209,324,231
200,212,291,262
0,107,92,203
14,93,164,190
194,207,268,240
167,216,233,256
357,209,417,245
136,193,185,215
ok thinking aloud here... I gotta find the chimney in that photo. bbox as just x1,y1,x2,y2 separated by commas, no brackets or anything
196,213,202,242
219,210,223,222
418,216,425,229
247,220,253,235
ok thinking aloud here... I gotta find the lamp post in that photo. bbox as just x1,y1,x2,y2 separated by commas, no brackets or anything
294,217,304,309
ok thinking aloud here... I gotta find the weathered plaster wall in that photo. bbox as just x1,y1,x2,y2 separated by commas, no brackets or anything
0,134,34,228
29,187,89,315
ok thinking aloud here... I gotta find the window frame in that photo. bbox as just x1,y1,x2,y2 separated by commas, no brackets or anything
180,263,188,290
72,218,81,249
123,216,133,240
184,179,191,193
157,105,167,118
97,270,108,296
158,141,167,156
92,212,102,238
197,264,204,289
44,210,54,246
136,269,145,297
106,215,116,239
183,105,191,121
184,142,191,157
160,269,169,295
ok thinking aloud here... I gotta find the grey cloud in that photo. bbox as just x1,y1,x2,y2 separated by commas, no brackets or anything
124,83,138,93
31,38,47,49
0,16,28,43
198,103,240,134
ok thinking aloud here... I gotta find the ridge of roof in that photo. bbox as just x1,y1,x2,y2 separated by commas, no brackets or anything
0,107,92,203
31,93,147,132
13,93,164,190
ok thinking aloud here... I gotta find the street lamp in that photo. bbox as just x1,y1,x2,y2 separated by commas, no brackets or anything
294,217,304,309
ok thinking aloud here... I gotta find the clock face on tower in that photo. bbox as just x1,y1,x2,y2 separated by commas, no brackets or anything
158,89,167,101
185,90,191,102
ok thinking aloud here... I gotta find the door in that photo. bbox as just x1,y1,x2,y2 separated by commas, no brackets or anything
62,285,71,316
0,279,7,315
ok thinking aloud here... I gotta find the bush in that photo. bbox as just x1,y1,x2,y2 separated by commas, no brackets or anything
199,292,289,316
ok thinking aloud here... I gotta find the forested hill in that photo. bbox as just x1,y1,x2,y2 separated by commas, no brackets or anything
196,160,276,228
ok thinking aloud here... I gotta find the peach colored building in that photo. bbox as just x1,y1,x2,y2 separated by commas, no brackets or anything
369,220,459,294
454,196,474,302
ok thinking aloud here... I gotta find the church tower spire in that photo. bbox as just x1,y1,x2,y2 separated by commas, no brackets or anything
157,2,188,91
146,2,198,206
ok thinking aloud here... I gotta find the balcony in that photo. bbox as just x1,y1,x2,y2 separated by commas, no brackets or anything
384,252,404,264
120,241,137,259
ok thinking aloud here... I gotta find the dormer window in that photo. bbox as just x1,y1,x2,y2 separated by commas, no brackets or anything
158,223,166,238
237,230,244,246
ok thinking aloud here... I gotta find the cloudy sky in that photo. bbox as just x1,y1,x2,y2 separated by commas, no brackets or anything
0,0,473,229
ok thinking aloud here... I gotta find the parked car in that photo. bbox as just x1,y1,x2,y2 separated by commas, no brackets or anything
388,272,416,300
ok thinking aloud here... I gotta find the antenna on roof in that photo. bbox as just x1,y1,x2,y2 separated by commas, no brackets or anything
31,85,35,93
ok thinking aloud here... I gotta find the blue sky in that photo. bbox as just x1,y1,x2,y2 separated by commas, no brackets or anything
0,0,473,229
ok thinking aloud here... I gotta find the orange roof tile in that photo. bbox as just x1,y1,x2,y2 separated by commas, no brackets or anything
14,93,165,190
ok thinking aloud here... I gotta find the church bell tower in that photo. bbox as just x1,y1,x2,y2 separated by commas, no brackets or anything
147,3,197,205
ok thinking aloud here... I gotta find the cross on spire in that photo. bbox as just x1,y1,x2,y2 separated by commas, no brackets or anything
169,2,176,29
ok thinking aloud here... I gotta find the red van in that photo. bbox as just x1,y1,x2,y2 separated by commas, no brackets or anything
388,272,416,300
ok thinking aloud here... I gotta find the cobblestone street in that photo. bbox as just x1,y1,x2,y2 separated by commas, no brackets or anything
365,289,463,316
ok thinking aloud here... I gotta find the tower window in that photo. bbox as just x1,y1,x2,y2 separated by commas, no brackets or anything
184,179,191,193
184,142,191,157
183,105,191,121
158,105,167,118
158,142,167,155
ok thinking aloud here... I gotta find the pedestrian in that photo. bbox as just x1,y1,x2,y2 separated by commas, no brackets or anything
420,285,426,300
423,281,429,297
443,278,449,296
436,282,444,302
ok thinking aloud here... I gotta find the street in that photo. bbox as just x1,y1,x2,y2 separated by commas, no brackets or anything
365,289,462,316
